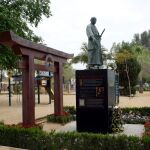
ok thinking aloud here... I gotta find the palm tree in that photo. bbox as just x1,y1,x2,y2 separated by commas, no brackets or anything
71,42,88,65
71,42,108,68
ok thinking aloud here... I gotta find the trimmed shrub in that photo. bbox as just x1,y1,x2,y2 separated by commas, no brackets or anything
122,107,150,116
63,106,150,117
0,124,47,149
63,106,76,115
1,124,150,150
47,114,75,125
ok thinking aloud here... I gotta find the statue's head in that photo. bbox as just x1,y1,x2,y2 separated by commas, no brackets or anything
90,17,97,25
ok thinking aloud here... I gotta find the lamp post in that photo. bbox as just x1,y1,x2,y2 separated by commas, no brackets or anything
7,70,12,106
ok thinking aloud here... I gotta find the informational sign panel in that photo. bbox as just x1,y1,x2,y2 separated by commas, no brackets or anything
78,77,105,108
39,71,49,77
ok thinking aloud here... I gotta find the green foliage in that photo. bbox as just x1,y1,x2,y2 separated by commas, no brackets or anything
47,114,75,125
132,45,150,91
122,107,150,116
13,84,22,94
71,42,108,67
63,63,75,84
111,107,123,133
1,124,150,149
0,0,51,69
63,106,76,115
47,107,76,124
122,107,150,124
0,124,49,150
0,45,19,70
133,30,150,48
115,42,141,95
132,31,150,91
71,42,88,65
123,115,147,124
0,120,4,125
0,0,51,41
118,58,141,95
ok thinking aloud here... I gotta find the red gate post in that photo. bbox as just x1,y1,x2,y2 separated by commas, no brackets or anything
54,62,64,116
22,55,35,126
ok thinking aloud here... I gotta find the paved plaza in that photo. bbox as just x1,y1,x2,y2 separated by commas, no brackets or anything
1,92,150,125
0,93,75,124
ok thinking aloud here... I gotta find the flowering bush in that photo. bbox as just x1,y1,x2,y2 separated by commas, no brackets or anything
143,117,150,137
111,106,124,133
122,111,148,124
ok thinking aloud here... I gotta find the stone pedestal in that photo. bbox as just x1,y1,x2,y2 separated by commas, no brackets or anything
76,69,116,133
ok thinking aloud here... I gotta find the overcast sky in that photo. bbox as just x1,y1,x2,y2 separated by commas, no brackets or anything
33,0,150,69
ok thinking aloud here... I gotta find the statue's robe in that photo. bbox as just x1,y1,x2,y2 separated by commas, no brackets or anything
86,24,103,66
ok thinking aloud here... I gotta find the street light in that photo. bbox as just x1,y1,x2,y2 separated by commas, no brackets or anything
7,70,13,106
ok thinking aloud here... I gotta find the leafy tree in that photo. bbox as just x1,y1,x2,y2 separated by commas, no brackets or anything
133,30,150,48
63,63,75,93
63,63,75,84
115,42,141,96
132,30,150,92
132,45,150,92
0,0,52,70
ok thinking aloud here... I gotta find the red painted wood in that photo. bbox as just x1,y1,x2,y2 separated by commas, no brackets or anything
22,55,35,126
54,62,64,116
0,30,73,127
0,31,73,59
18,61,55,72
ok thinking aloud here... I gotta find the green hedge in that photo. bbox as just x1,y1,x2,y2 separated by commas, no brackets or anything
63,106,150,116
47,114,75,125
1,124,150,150
46,106,76,125
63,106,76,115
0,125,47,149
122,107,150,116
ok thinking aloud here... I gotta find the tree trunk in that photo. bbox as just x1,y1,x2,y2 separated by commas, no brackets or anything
125,60,131,97
138,72,143,93
139,80,143,93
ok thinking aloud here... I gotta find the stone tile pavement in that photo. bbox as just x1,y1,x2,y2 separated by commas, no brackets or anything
50,121,144,137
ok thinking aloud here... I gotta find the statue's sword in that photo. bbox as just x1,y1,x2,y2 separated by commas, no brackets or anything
100,28,105,37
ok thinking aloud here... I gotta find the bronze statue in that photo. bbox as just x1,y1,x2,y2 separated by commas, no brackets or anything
86,17,105,69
